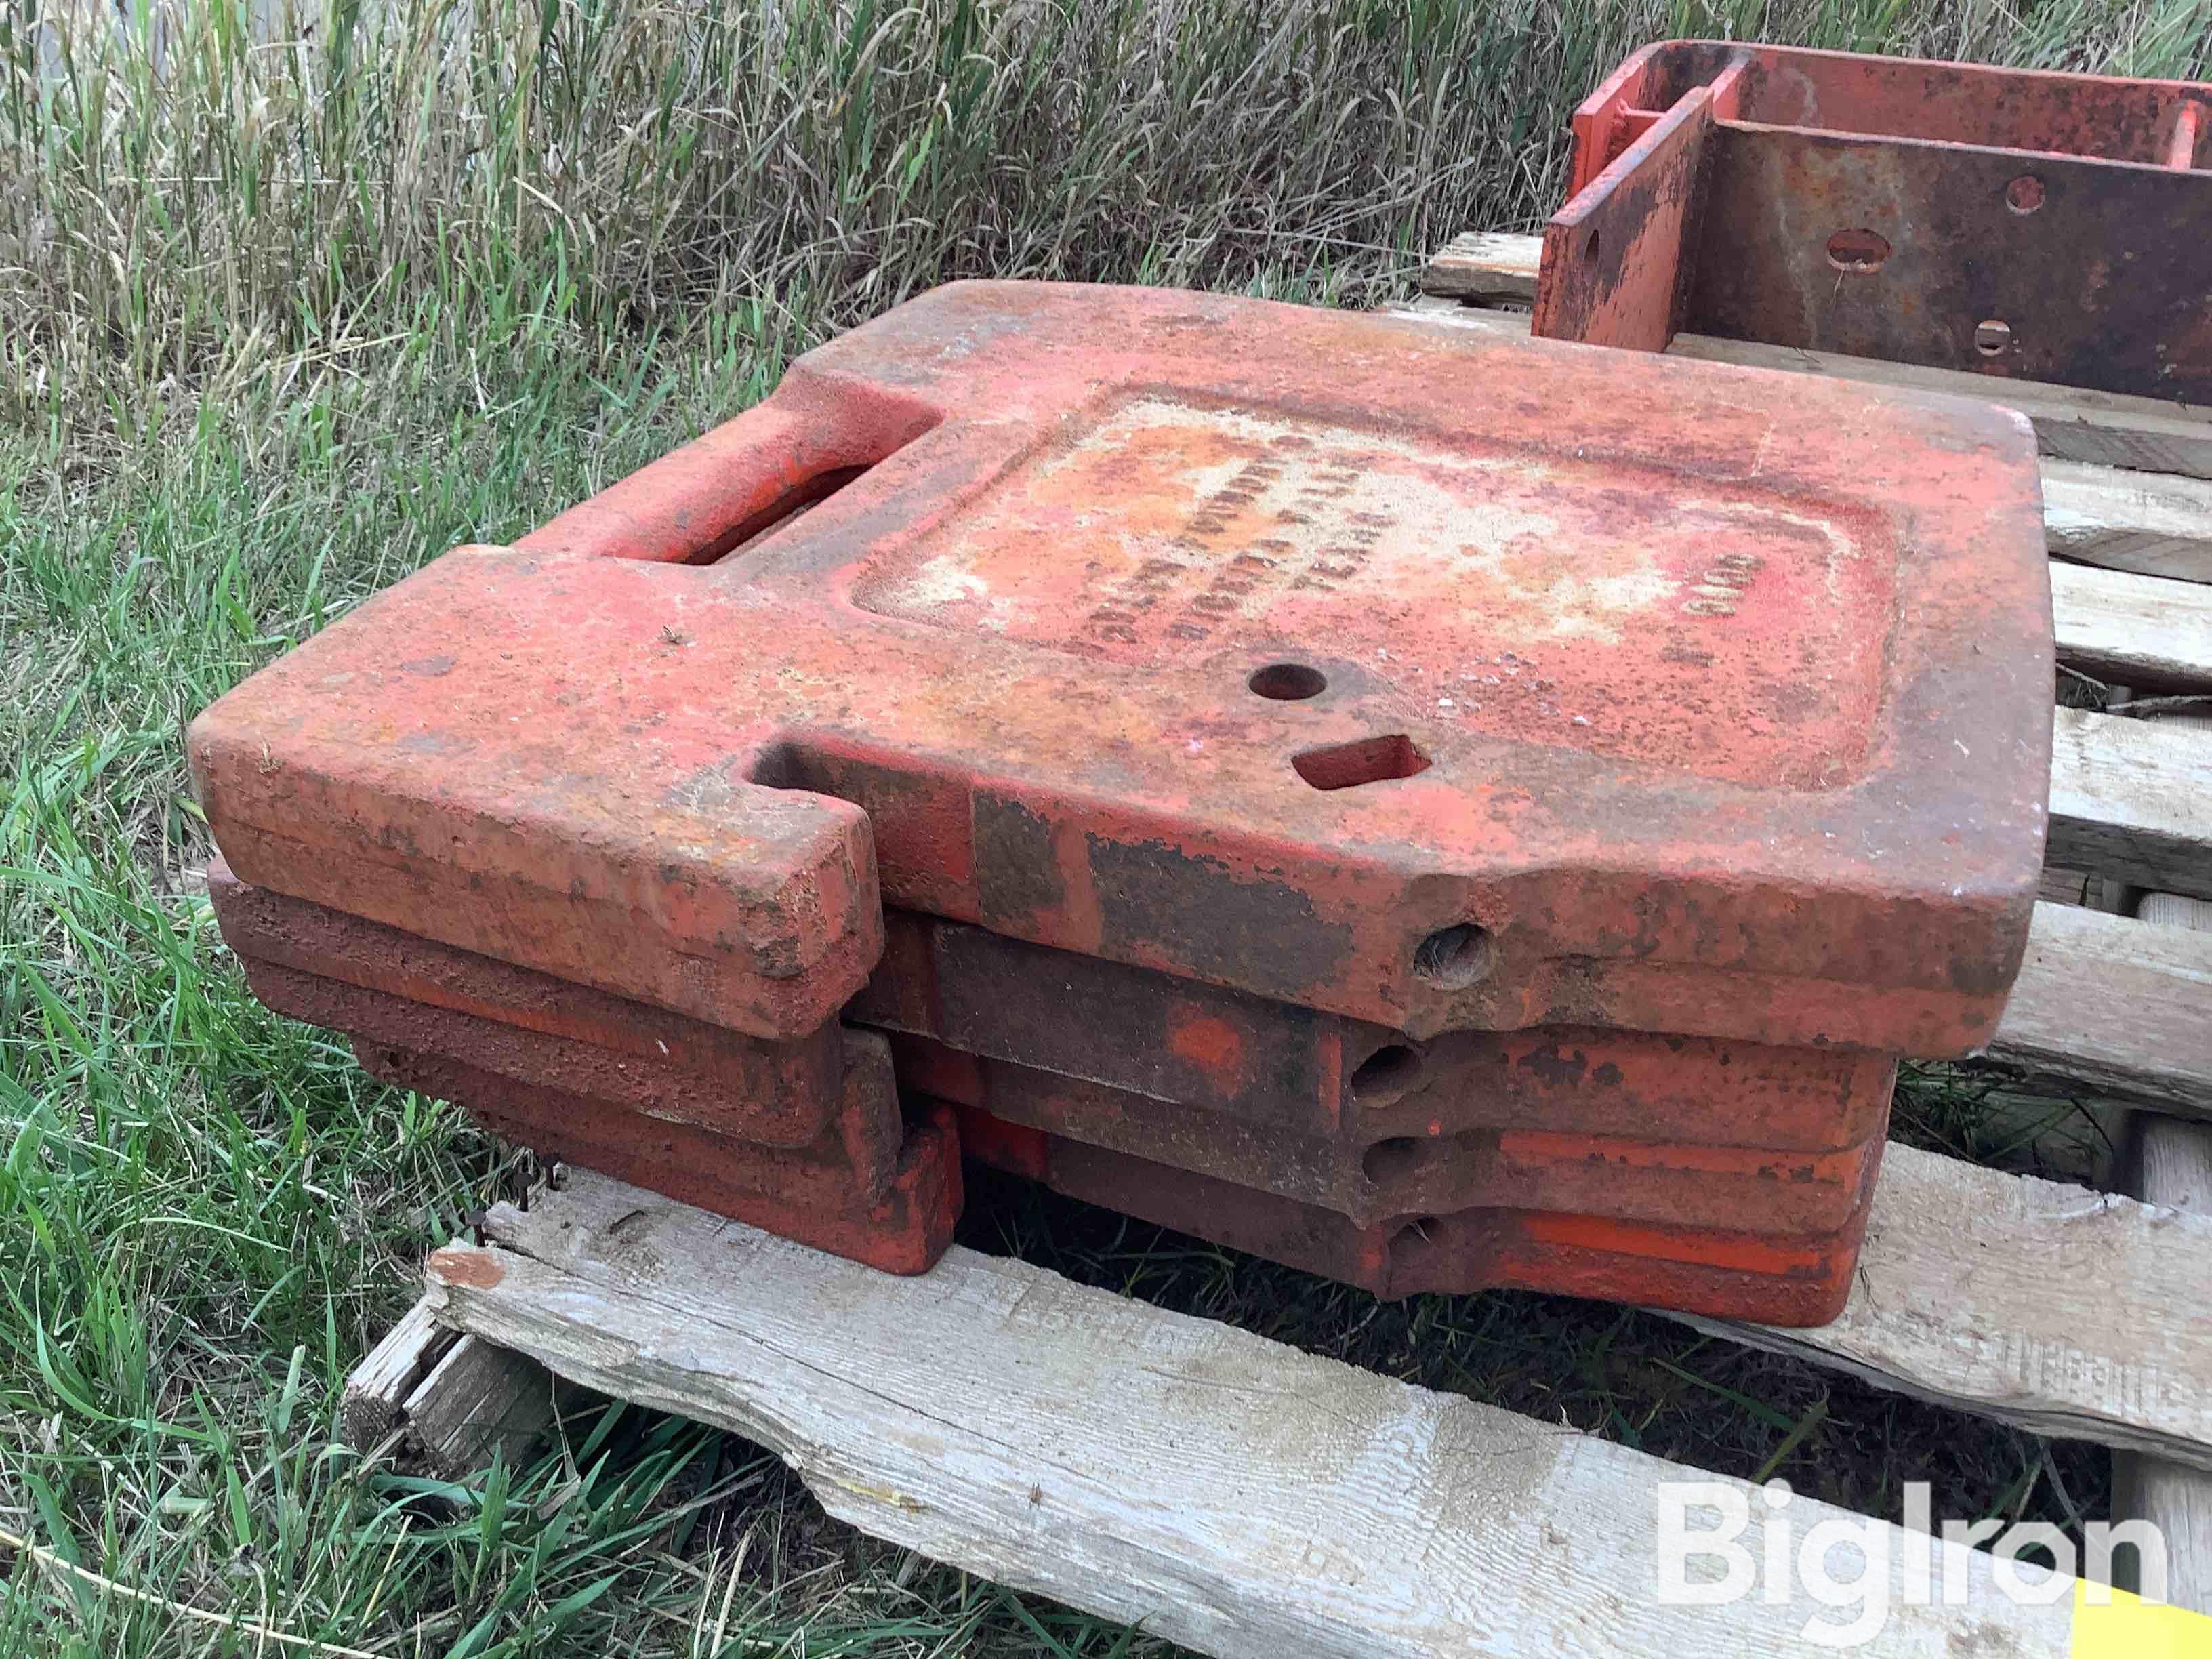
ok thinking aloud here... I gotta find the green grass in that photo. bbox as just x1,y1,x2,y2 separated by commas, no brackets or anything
3,0,2199,1652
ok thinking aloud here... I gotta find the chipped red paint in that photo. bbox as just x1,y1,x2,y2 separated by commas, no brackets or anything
191,283,2050,1055
363,1042,960,1278
1540,42,2212,400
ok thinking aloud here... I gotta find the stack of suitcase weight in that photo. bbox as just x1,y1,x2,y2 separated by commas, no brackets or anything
190,279,2052,1336
210,861,1891,1320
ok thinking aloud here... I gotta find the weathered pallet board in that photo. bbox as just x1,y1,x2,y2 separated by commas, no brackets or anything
424,1170,2088,1659
1677,1141,2212,1471
2111,714,2212,1614
1420,230,1543,302
342,1296,557,1476
1992,901,2212,1115
2048,562,2212,695
2043,462,2212,586
2048,707,2212,902
2114,1088,2212,1615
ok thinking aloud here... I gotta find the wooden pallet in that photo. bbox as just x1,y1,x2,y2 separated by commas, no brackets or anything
347,234,2212,1654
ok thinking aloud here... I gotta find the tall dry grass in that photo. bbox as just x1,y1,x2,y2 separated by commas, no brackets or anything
9,0,2208,453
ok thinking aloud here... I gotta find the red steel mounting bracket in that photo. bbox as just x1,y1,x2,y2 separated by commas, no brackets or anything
1536,41,2212,401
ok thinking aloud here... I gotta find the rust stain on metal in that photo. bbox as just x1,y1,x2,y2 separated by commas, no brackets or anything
428,1246,505,1290
1538,41,2212,401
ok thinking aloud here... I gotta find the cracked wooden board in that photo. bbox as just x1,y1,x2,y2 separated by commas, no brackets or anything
422,1168,2082,1659
1677,1142,2212,1471
1990,901,2212,1115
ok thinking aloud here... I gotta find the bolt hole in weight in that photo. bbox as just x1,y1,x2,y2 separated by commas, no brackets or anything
1824,228,1890,272
1389,1215,1445,1263
1413,923,1492,989
1362,1135,1427,1184
2005,174,2044,213
1248,662,1327,701
1349,1043,1422,1104
1975,319,2013,356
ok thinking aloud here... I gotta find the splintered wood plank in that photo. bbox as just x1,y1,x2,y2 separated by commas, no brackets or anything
402,1330,562,1479
342,1300,457,1449
1406,241,2212,481
2049,564,2212,693
426,1171,2078,1659
342,1296,560,1475
1990,902,2212,1115
2047,707,2212,901
1675,1141,2212,1471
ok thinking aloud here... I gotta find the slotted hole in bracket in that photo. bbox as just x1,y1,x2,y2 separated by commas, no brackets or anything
1292,735,1431,792
1824,228,1890,272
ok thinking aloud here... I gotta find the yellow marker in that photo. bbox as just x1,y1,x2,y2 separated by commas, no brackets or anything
2073,1580,2212,1657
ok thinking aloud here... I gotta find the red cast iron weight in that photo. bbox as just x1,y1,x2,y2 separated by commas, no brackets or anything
955,1103,1881,1327
209,857,847,1141
207,858,1891,1267
212,856,1896,1176
1535,41,2212,398
893,1035,1885,1238
855,907,1897,1150
190,283,2051,1054
356,1034,960,1278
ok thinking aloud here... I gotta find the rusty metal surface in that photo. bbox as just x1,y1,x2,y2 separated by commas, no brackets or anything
1692,121,2212,394
1540,41,2212,401
956,1105,1877,1326
1535,85,1715,350
862,907,1898,1140
191,282,2051,1058
356,1037,960,1277
899,1036,1885,1236
215,862,848,1146
209,855,843,1102
851,907,1370,1124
